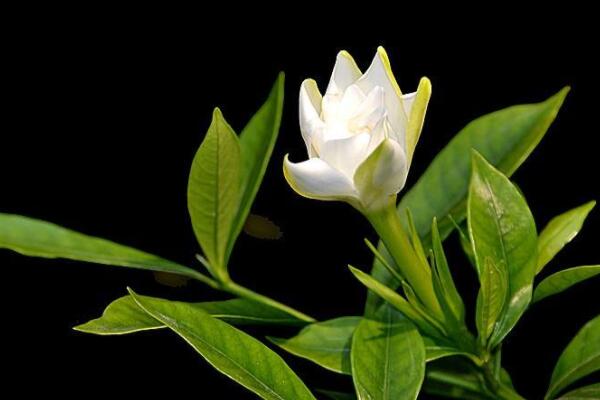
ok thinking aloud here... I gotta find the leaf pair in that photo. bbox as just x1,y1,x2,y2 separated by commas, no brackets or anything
468,151,538,349
188,74,284,281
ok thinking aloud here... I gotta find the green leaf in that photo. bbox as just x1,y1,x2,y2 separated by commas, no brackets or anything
75,296,308,335
534,265,600,303
423,336,472,362
269,317,360,375
366,88,568,314
349,266,440,338
227,74,284,259
75,295,162,335
188,108,242,281
546,315,600,399
351,305,425,400
537,201,596,273
476,258,508,345
468,151,538,348
431,218,466,324
557,383,600,399
0,214,215,286
128,289,316,400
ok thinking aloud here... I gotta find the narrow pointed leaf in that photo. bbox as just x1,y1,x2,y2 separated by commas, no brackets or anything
423,336,472,362
75,295,308,335
366,88,568,314
468,151,537,348
129,290,316,400
476,258,508,345
546,315,600,399
269,317,360,375
533,265,600,303
557,383,600,399
432,218,466,323
349,266,438,338
537,201,596,273
351,305,425,400
227,74,284,258
188,108,242,281
0,214,215,286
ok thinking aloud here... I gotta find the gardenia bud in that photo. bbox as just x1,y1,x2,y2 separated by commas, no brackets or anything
284,46,431,212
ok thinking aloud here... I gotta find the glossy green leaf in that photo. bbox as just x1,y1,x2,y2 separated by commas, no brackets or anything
423,336,472,362
0,214,215,286
537,201,596,273
75,296,307,334
129,289,316,400
534,265,600,303
557,383,600,399
432,218,466,323
366,88,568,314
351,305,425,400
227,74,284,259
269,317,360,375
546,315,600,399
476,258,508,345
349,266,439,338
188,108,241,281
468,151,537,348
75,295,162,335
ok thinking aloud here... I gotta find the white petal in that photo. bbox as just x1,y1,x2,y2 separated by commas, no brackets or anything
349,86,386,132
325,50,362,96
283,156,358,201
299,79,325,157
320,133,371,179
356,47,407,147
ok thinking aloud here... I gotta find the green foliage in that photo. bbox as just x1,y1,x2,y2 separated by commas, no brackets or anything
129,289,316,400
351,305,425,400
537,201,596,273
0,214,216,286
468,151,538,348
546,315,600,399
533,265,600,303
269,317,360,374
555,383,600,399
75,295,307,335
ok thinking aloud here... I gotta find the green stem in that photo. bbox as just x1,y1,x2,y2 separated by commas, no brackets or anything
365,201,443,318
222,281,316,323
496,385,525,400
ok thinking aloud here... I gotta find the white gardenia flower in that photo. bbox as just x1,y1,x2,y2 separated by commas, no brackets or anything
284,46,431,212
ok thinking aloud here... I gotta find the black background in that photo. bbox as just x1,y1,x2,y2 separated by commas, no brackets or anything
2,8,599,399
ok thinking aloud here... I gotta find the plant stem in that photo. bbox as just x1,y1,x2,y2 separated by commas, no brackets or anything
222,281,316,323
365,201,443,318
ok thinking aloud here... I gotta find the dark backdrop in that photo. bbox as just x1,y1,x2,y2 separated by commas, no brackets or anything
2,8,598,399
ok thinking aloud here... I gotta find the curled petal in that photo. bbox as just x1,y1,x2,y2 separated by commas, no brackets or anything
283,156,358,202
404,77,431,167
356,47,407,147
354,138,408,211
320,133,371,179
325,50,363,96
299,79,325,157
